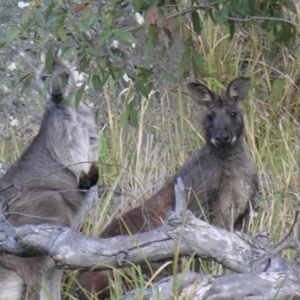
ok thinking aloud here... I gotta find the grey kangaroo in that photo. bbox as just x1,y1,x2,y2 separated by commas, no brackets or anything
76,77,259,300
0,51,99,300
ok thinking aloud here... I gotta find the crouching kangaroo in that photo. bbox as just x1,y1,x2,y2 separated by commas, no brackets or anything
0,52,99,300
76,77,259,299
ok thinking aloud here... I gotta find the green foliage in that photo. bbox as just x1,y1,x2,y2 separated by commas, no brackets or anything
191,10,202,35
2,3,300,295
1,0,298,126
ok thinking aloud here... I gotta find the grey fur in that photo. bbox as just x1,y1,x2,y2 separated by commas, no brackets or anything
75,78,259,299
0,52,99,300
185,77,258,230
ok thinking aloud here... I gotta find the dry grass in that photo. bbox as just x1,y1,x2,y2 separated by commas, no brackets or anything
81,13,299,298
1,5,300,300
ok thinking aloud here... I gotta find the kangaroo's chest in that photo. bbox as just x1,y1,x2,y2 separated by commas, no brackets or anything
218,167,252,207
209,164,253,229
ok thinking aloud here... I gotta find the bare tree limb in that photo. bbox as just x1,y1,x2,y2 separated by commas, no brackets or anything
150,270,300,300
0,191,292,274
0,223,33,256
1,177,299,299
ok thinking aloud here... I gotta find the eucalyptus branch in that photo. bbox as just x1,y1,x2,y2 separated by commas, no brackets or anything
226,14,300,30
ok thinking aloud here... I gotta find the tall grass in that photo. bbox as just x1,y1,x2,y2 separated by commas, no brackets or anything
1,6,300,300
90,17,298,298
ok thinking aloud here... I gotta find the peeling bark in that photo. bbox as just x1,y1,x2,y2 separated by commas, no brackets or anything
0,178,299,299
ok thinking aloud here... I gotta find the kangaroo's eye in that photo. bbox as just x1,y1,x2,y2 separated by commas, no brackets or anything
207,114,214,122
62,73,69,81
230,111,237,118
61,73,70,88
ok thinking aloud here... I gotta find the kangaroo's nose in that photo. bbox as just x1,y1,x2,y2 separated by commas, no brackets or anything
215,132,230,144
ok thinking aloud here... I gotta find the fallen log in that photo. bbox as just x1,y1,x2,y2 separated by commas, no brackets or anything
0,178,299,299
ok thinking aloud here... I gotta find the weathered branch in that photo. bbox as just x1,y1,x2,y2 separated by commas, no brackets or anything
0,222,34,256
1,178,299,299
0,178,292,274
149,270,300,300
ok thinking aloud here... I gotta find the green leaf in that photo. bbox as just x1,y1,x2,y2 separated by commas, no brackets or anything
247,0,255,15
18,73,33,85
227,18,235,37
161,72,178,83
127,70,137,80
214,6,229,24
135,78,148,98
92,73,109,91
119,107,130,127
133,0,144,11
20,12,30,27
87,46,100,56
275,23,294,44
185,36,193,47
285,0,297,14
182,69,190,79
101,74,110,88
191,11,201,35
75,84,85,109
144,39,153,58
82,7,93,19
229,0,239,14
261,20,271,30
129,105,139,127
193,51,205,76
148,26,159,45
62,48,76,60
157,8,165,27
0,42,6,49
163,27,173,42
111,9,124,21
207,7,216,23
19,74,34,92
98,30,111,47
100,56,110,69
110,67,125,80
58,27,67,42
41,77,50,100
110,48,125,59
158,45,168,62
79,53,91,70
138,67,153,78
121,3,132,17
112,29,135,44
46,50,54,73
45,1,55,21
273,78,285,102
5,29,21,43
27,9,41,29
36,37,49,48
179,48,191,77
92,75,102,91
78,18,96,32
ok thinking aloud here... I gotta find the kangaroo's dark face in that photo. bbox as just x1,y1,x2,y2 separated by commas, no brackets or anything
203,96,244,148
22,49,77,106
187,77,251,149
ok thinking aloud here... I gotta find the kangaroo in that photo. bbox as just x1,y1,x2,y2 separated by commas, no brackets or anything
75,77,259,299
0,51,99,300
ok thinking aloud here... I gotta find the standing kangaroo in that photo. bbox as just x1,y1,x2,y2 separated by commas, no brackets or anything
76,77,259,299
0,51,99,300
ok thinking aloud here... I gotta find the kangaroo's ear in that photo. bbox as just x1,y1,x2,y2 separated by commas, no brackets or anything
227,77,251,102
187,81,215,107
59,49,77,70
22,50,38,70
22,48,46,73
68,52,77,69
